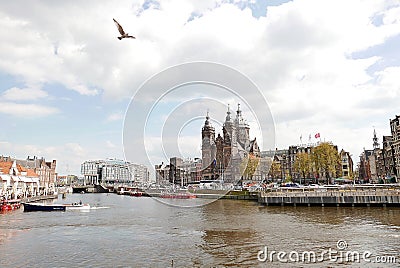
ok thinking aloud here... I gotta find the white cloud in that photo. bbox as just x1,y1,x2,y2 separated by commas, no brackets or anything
1,87,48,101
64,143,85,157
0,140,127,175
106,140,117,148
1,0,398,101
0,102,59,117
0,0,400,164
106,112,124,122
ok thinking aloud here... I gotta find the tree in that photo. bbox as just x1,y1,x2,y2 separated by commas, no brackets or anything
311,142,341,184
240,154,260,180
268,160,282,181
284,170,292,183
294,152,311,184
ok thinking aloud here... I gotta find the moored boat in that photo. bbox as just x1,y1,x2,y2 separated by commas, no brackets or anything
130,191,143,197
23,202,66,212
159,192,196,199
1,199,21,212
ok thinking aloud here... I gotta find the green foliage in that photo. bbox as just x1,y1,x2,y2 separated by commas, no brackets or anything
294,152,312,179
284,170,291,182
269,160,282,180
240,154,260,179
311,142,341,180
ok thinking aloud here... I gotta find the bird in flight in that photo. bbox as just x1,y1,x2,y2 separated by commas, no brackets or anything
113,18,136,40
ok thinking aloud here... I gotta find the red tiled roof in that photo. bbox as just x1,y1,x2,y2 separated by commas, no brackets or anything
0,161,39,177
0,162,12,174
17,164,27,172
27,169,39,177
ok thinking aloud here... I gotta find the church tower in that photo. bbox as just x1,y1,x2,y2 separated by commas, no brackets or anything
373,129,379,150
221,105,237,182
235,104,250,151
201,111,216,179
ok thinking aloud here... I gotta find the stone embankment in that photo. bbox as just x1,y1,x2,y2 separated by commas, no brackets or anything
258,185,400,207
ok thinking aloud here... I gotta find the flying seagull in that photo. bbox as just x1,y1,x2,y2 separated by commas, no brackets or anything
113,18,136,40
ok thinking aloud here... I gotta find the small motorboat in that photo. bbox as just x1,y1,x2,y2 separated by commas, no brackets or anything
64,202,90,210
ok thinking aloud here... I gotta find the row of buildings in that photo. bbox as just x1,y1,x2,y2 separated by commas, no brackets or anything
80,158,149,185
0,156,57,199
155,104,354,186
262,146,353,184
156,145,353,186
1,154,152,197
358,115,400,183
155,157,202,186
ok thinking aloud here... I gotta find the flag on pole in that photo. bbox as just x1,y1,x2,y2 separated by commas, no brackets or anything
315,133,320,139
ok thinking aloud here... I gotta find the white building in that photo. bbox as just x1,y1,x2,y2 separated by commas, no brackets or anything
130,163,149,184
81,159,149,185
0,161,40,199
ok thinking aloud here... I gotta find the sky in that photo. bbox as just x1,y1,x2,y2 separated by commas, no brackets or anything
0,0,399,176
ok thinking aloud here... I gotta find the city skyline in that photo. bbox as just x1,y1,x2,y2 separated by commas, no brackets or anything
0,0,400,175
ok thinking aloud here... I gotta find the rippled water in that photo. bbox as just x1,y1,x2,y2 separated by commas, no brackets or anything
1,193,399,267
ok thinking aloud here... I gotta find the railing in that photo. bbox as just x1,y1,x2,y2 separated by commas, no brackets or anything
260,188,400,198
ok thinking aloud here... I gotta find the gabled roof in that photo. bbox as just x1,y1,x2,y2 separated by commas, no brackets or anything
0,162,12,174
0,161,39,177
26,169,39,177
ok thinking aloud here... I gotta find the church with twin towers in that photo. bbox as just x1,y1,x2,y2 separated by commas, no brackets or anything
201,104,260,182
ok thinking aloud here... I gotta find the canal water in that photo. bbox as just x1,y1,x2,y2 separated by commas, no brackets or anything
0,193,399,267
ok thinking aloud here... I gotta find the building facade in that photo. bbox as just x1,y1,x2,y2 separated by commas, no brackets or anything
390,115,400,177
159,157,202,186
359,149,373,182
155,162,170,185
358,125,399,183
0,155,56,193
201,104,260,183
0,161,40,199
81,160,103,185
131,163,150,184
382,135,396,178
81,159,149,185
339,149,354,178
263,143,350,184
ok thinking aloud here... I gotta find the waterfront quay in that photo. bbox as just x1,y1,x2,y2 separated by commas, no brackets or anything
190,189,258,200
21,194,58,203
258,185,400,207
70,182,400,206
72,183,400,207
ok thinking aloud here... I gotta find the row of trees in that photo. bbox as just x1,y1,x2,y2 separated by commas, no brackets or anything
270,142,342,183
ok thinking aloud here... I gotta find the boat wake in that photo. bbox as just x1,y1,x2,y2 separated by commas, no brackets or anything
89,206,110,210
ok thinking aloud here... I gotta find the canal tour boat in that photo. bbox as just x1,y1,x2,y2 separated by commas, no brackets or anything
23,202,66,212
23,202,91,212
1,199,21,212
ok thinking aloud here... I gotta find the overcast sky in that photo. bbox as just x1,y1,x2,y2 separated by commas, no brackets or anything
0,0,399,176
